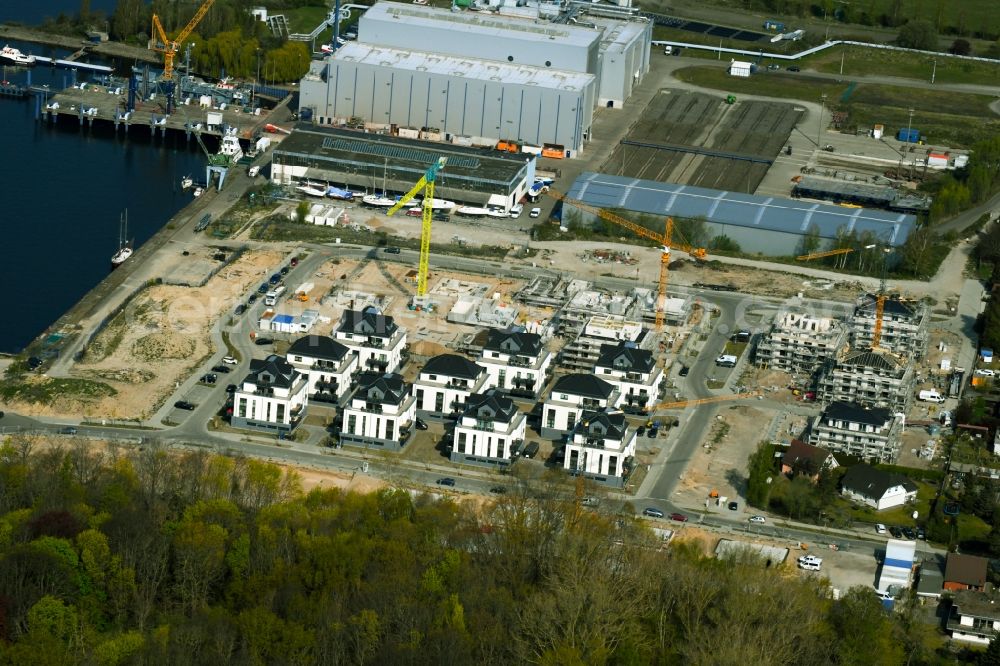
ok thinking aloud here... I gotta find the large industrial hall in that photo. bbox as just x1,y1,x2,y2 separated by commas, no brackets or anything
298,0,653,156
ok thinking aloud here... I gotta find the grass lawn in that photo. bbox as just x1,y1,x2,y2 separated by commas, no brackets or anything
807,44,1000,86
723,340,748,358
673,66,1000,147
957,513,992,544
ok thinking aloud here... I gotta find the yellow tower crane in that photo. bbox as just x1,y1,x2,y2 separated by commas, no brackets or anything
386,157,448,308
150,0,216,112
546,190,707,330
644,392,761,414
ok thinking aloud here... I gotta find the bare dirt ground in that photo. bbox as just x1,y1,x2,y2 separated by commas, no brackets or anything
4,250,284,420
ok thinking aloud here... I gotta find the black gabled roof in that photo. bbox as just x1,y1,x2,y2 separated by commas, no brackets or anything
483,329,543,357
337,308,398,337
573,409,627,440
287,335,350,361
354,371,407,404
551,373,615,400
596,342,655,374
246,355,298,389
463,390,518,422
840,348,903,371
856,293,918,319
824,401,892,427
840,463,918,499
422,354,484,380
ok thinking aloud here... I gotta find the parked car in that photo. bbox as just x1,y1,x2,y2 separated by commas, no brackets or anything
201,374,217,384
255,337,274,346
269,273,282,285
636,425,646,437
211,365,231,374
222,356,238,365
415,418,428,430
258,284,269,294
679,365,690,377
642,507,665,518
647,425,658,438
889,526,903,538
384,246,401,254
798,555,822,571
509,203,524,218
728,501,738,511
436,477,456,487
489,486,507,494
916,527,926,540
234,304,246,316
174,400,196,411
749,515,766,524
225,384,237,393
581,496,600,506
290,257,299,267
529,207,541,218
58,426,78,435
280,266,290,275
787,66,800,72
248,294,258,304
876,523,887,534
902,527,917,540
669,512,688,522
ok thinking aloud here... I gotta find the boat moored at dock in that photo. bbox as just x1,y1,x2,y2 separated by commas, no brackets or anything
0,46,36,67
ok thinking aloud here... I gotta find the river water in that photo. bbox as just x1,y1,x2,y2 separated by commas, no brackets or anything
0,7,207,353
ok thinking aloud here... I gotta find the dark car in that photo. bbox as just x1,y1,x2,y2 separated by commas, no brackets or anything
787,66,800,72
225,384,237,393
728,501,738,511
234,304,247,316
636,425,646,437
258,284,268,294
255,337,274,346
27,356,43,371
58,426,78,435
384,247,401,254
670,512,688,522
489,486,507,494
916,527,926,540
174,400,196,411
679,365,690,377
201,374,217,384
269,273,281,285
436,477,456,487
642,507,665,518
521,441,540,459
415,417,428,430
902,527,917,540
290,257,299,267
211,365,231,374
280,266,290,275
248,294,258,304
889,526,903,538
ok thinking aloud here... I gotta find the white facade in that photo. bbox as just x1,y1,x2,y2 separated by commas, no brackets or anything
413,354,492,416
541,374,621,440
808,401,903,463
949,591,1000,645
334,309,407,374
232,356,309,434
478,329,553,398
593,343,664,413
452,391,527,465
563,411,636,486
285,335,358,404
339,372,416,451
841,483,916,511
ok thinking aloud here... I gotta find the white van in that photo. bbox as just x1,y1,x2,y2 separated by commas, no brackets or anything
663,45,673,55
918,389,945,403
716,354,738,368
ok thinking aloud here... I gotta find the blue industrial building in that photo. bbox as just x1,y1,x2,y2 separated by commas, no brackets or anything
564,172,917,257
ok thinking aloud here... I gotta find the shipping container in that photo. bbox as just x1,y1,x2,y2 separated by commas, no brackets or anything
927,153,948,167
896,128,920,143
541,143,565,159
496,140,519,153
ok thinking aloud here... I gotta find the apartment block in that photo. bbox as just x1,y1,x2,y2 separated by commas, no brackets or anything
286,335,359,405
816,348,913,412
334,308,407,374
451,390,527,467
593,342,664,413
477,328,553,398
559,314,647,371
849,294,927,359
232,355,309,435
755,312,848,375
413,354,492,417
541,374,621,440
339,372,416,451
807,400,904,463
563,410,637,488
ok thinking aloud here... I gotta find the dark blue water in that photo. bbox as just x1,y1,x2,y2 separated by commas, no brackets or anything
0,35,206,353
3,0,121,25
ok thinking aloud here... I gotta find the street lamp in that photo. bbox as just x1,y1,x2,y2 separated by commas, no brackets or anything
816,94,827,147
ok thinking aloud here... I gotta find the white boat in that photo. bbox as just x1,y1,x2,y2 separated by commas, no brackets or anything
111,211,133,269
193,187,204,197
0,45,35,66
363,194,397,207
456,206,489,217
218,135,244,163
411,198,456,211
297,185,327,197
180,175,193,189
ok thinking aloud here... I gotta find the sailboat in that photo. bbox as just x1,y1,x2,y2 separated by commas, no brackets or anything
363,159,396,207
111,210,133,269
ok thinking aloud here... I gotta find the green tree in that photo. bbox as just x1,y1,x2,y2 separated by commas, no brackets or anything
981,632,1000,665
709,235,741,253
797,224,822,257
746,441,776,508
896,20,938,50
830,587,904,665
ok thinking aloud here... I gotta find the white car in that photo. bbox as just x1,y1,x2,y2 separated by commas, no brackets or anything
749,515,766,524
222,356,238,365
509,204,524,218
798,555,822,570
876,523,887,534
975,369,995,377
529,207,541,218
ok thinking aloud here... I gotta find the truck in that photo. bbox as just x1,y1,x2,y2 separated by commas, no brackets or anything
897,128,921,143
263,285,286,306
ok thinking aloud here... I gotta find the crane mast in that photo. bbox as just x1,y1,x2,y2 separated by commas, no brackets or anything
150,0,216,113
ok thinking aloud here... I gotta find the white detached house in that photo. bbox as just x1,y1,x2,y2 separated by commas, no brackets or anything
338,371,416,451
451,390,527,467
413,354,492,417
594,342,664,414
334,308,407,374
840,463,918,510
285,334,358,405
478,329,553,398
232,355,309,435
541,374,621,440
564,410,636,487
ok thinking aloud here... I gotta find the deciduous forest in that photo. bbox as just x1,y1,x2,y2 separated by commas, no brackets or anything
0,438,989,665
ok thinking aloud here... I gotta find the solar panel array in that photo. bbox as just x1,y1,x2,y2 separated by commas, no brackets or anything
322,137,481,169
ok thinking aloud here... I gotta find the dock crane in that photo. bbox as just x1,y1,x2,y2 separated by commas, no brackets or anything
546,190,707,331
386,157,448,308
150,0,216,114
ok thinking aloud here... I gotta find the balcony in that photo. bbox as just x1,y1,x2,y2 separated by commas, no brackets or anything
512,376,535,389
360,338,386,349
365,358,389,372
361,402,384,413
508,356,534,368
581,398,603,410
473,420,496,432
446,379,470,389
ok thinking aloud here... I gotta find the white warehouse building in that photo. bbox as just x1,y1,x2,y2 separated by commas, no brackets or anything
299,1,652,156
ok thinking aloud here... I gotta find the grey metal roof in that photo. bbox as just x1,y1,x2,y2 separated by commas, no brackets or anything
551,373,615,399
245,355,298,390
287,335,350,361
565,172,916,247
422,354,484,380
596,342,655,374
484,329,543,357
841,463,918,499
